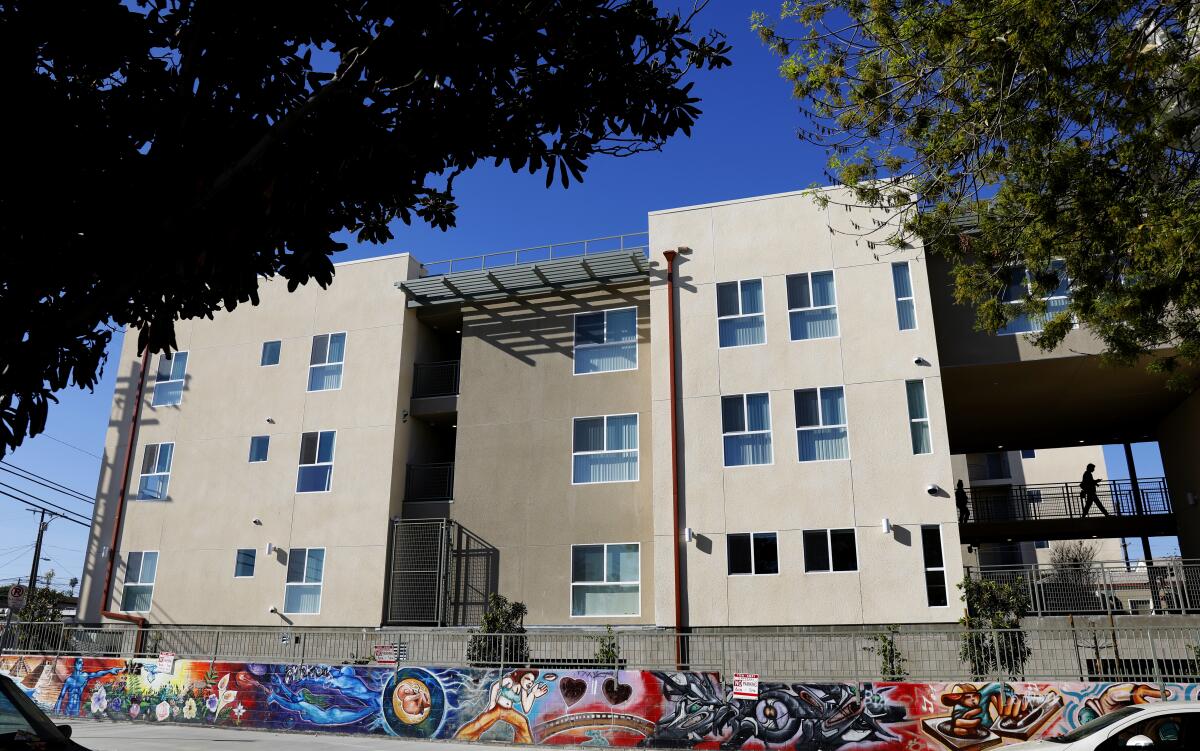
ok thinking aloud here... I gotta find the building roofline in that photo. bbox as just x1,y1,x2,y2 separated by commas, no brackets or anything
333,250,412,268
647,186,831,216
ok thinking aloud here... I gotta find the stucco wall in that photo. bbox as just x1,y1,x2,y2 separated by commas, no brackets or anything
452,282,655,625
78,255,422,627
1157,388,1200,559
648,188,963,628
5,653,1197,749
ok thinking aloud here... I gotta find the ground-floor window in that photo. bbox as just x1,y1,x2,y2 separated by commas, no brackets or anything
571,543,639,617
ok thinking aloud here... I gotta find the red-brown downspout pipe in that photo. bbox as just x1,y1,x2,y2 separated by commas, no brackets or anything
663,250,686,667
99,347,150,652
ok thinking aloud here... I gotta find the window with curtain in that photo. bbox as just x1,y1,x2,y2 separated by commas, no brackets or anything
786,271,838,340
727,532,779,575
571,543,639,616
722,393,772,466
716,279,766,347
121,551,158,612
794,387,848,462
249,435,270,463
297,431,335,492
891,263,917,331
284,547,325,614
234,549,256,578
308,333,346,391
261,340,281,366
997,261,1072,335
152,352,188,406
906,380,932,455
574,308,637,374
572,414,638,483
136,443,174,500
921,526,947,606
802,529,857,572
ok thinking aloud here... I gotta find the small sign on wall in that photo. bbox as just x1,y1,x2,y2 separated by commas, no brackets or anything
374,643,398,664
732,673,760,700
156,652,176,674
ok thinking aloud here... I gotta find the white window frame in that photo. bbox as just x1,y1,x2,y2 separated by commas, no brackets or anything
906,380,932,455
573,307,638,375
261,340,281,367
307,332,346,392
569,542,641,618
136,442,174,500
283,547,325,615
120,550,158,613
571,414,639,485
801,528,858,573
794,387,850,463
151,351,188,406
248,435,270,463
726,531,781,576
721,393,773,468
716,278,767,348
921,525,948,607
233,548,256,579
997,262,1073,336
296,430,335,494
892,262,918,331
786,270,839,341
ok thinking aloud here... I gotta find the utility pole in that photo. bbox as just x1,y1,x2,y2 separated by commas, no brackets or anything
26,510,51,601
1123,442,1153,563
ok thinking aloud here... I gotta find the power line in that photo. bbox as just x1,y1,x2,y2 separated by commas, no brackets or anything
0,462,94,504
0,490,89,527
34,433,102,460
0,481,91,523
0,545,34,570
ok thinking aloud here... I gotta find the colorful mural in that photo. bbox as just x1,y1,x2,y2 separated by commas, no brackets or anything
2,654,1197,749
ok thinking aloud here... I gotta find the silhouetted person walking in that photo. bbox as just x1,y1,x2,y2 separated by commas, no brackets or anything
1080,463,1109,517
955,479,971,524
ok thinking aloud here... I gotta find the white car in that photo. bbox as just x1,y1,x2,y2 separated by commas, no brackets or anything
1005,700,1200,750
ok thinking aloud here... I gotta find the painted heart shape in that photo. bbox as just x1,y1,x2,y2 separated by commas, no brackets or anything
603,677,633,705
560,677,587,706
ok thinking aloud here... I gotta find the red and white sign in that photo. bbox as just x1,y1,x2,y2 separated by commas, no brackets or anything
7,584,27,612
732,673,759,699
374,643,398,664
157,652,176,674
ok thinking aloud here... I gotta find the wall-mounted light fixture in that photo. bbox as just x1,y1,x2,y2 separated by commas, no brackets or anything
682,527,695,543
882,518,892,534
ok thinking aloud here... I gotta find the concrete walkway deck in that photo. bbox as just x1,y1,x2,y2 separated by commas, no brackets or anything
68,720,495,751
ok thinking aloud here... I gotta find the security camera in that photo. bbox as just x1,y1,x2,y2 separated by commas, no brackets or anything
926,484,941,496
269,606,278,614
252,518,262,526
913,356,930,366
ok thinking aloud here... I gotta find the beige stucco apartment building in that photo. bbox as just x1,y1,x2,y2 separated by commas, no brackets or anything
76,187,1195,630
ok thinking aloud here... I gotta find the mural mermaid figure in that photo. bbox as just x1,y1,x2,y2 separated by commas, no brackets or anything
266,673,378,726
455,668,549,743
54,658,125,716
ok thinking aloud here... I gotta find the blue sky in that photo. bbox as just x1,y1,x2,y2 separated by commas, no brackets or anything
0,3,1179,587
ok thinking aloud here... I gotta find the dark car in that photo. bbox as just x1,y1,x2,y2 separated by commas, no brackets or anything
0,674,90,750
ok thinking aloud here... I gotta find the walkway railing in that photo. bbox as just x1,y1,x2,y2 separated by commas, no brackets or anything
4,623,1200,682
967,559,1200,616
417,232,649,277
412,361,460,398
965,477,1172,522
405,462,454,501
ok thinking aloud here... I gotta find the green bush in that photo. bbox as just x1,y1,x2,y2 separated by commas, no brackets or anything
466,593,529,667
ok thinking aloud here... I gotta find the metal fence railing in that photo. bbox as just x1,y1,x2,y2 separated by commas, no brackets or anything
5,623,1200,683
965,477,1172,522
967,559,1200,616
416,232,649,277
412,361,460,398
404,462,454,501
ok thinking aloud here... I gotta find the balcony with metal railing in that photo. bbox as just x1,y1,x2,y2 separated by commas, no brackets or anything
966,559,1200,616
959,477,1177,543
413,361,460,398
405,462,454,502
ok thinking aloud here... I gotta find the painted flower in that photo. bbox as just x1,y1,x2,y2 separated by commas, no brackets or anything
183,698,197,719
232,704,245,721
205,695,219,713
129,703,140,719
172,704,181,718
215,675,237,716
110,697,123,713
155,701,170,722
90,687,107,714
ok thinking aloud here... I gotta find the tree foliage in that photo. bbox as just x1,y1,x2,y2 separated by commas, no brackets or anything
0,0,731,454
958,576,1032,679
753,0,1200,383
466,593,529,666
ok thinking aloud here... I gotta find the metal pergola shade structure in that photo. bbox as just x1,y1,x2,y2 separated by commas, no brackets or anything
397,249,649,307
